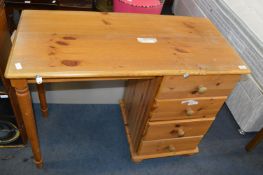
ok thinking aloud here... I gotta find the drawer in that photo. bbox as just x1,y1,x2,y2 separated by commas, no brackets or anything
150,97,225,121
157,75,240,99
143,118,214,141
139,136,202,155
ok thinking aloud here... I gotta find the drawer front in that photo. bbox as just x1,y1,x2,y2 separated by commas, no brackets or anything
139,136,202,155
144,118,213,141
150,97,225,121
157,75,240,99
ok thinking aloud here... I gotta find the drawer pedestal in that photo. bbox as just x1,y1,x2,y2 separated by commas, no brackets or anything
120,101,199,162
121,75,240,162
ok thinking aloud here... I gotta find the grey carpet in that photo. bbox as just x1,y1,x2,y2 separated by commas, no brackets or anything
0,104,262,175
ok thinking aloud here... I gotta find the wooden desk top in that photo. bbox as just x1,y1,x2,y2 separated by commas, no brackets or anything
5,10,249,79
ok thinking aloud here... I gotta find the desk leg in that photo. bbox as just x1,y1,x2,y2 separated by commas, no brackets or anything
36,84,48,118
11,79,43,168
246,128,263,152
8,87,28,144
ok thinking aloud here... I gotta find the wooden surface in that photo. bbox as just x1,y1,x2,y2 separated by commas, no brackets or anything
0,1,11,86
150,97,225,121
144,118,214,140
5,10,251,166
246,128,263,152
26,76,153,83
139,136,202,155
120,100,199,162
5,10,250,79
0,1,27,144
123,77,162,151
156,75,240,99
11,79,43,168
36,84,48,117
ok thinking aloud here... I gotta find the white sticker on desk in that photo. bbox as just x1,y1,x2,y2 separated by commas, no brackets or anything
137,37,157,44
238,65,248,70
181,100,199,106
15,63,23,70
24,1,31,3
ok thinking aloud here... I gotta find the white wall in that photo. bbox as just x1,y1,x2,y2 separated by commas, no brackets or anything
173,0,206,17
30,81,125,104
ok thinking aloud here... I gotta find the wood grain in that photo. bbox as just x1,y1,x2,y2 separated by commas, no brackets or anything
246,128,263,152
3,10,251,165
139,136,202,155
27,76,153,83
0,3,28,143
11,79,43,168
143,118,214,141
36,84,48,117
150,97,225,121
0,5,11,85
156,75,240,99
123,77,162,151
120,100,199,161
5,10,249,79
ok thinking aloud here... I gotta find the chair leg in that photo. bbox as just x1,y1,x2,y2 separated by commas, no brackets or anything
246,128,263,152
36,83,48,118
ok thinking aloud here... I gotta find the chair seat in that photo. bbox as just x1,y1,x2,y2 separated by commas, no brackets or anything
114,0,164,14
119,0,162,7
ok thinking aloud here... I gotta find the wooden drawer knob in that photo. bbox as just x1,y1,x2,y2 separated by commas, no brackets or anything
186,108,194,116
168,145,176,152
177,128,185,137
198,85,207,94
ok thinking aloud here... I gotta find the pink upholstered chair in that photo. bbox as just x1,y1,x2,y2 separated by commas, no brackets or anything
114,0,165,14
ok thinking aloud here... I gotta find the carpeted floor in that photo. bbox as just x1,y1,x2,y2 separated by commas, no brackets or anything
0,104,262,175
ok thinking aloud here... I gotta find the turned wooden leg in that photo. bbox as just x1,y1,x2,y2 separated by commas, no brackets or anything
36,84,48,118
246,128,263,152
11,79,43,168
8,87,28,144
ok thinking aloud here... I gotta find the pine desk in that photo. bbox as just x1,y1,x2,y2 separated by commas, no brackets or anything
5,10,250,168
